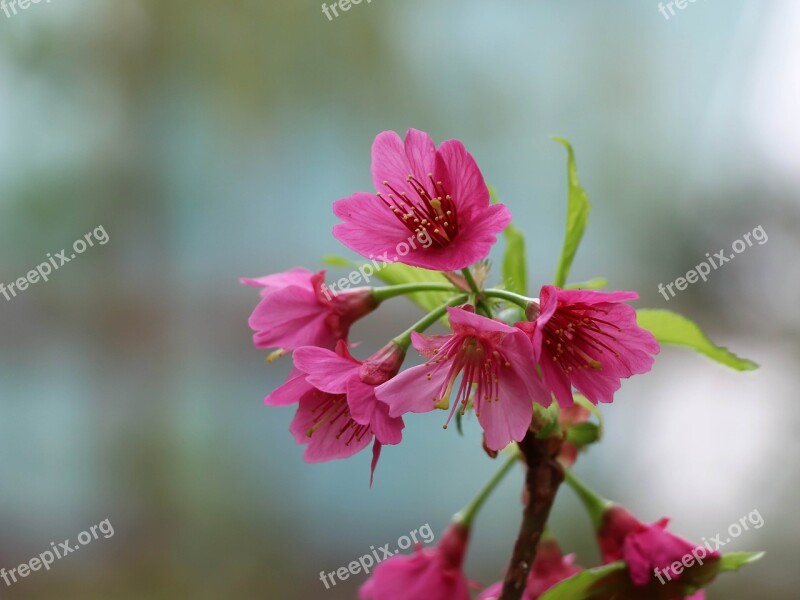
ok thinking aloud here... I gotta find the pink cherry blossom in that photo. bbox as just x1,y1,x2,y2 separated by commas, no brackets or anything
242,268,376,351
516,286,659,407
359,522,471,600
333,129,511,271
376,306,549,451
597,505,719,587
478,539,583,600
292,341,406,481
264,342,402,468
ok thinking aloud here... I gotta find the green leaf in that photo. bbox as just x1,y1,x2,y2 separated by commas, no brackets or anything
565,277,608,290
490,186,528,296
718,551,766,572
636,309,758,371
322,255,353,268
541,551,765,600
502,224,527,295
539,562,627,600
566,422,600,445
552,137,591,288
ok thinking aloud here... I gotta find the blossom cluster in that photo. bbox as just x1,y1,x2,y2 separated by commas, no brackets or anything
242,129,761,599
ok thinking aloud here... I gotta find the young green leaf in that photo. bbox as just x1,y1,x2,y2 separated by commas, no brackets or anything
637,309,758,371
552,137,591,288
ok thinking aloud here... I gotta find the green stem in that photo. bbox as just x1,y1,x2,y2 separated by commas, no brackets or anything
372,282,459,302
563,469,612,529
391,294,469,349
454,447,521,527
461,268,481,294
484,288,534,310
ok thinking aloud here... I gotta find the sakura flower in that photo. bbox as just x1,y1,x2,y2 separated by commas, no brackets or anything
333,129,511,271
516,286,659,407
292,341,406,480
376,306,549,451
598,505,719,587
242,267,376,351
478,538,583,600
265,342,402,467
359,522,471,600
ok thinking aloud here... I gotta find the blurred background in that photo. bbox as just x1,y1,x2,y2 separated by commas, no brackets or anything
1,0,798,598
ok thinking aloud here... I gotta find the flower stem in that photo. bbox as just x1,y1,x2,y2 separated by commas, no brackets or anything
484,288,534,310
372,282,459,302
461,267,481,294
563,469,612,530
498,432,564,600
391,294,469,349
454,447,521,528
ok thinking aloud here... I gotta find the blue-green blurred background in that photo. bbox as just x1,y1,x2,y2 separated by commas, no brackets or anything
1,0,798,598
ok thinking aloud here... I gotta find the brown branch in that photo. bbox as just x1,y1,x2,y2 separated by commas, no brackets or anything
498,432,564,600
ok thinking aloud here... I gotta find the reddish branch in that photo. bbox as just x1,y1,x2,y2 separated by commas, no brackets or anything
498,432,564,600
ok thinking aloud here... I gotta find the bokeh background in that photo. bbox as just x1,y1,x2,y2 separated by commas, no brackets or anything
1,0,798,598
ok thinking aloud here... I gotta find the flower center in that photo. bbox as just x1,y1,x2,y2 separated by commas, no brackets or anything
425,335,510,427
542,303,622,374
377,174,459,247
308,392,370,446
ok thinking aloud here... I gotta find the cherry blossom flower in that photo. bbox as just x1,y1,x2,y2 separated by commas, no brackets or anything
333,129,511,271
516,286,659,407
376,306,549,451
242,268,376,351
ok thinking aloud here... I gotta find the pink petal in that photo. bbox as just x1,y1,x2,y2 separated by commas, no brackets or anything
376,363,451,418
333,192,408,260
248,285,332,350
369,396,405,445
434,138,490,218
240,267,314,293
293,346,359,394
478,367,536,451
290,394,371,462
264,369,313,406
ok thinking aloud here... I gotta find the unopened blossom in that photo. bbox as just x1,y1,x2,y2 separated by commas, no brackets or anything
242,267,376,351
333,129,511,271
516,286,659,407
265,342,401,466
376,306,549,451
359,522,471,600
478,538,583,600
598,505,719,588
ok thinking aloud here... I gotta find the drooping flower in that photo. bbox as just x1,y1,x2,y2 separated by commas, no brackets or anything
264,341,402,468
376,306,549,451
516,286,659,407
333,129,511,271
478,538,583,600
291,341,406,481
359,522,471,600
242,268,377,351
598,505,719,588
